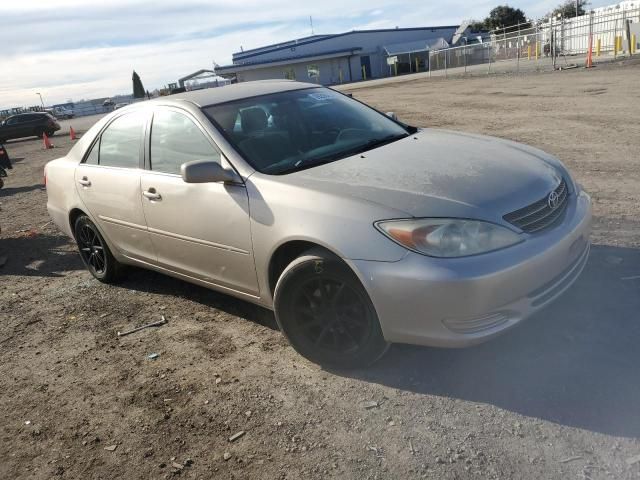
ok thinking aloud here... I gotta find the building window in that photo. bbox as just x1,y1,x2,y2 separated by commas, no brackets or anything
283,67,296,80
307,64,320,79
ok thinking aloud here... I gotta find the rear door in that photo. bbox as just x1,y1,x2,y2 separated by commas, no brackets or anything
74,110,156,262
139,106,258,295
2,116,20,139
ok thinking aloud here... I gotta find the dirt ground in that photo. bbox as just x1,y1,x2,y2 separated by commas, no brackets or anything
1,62,639,480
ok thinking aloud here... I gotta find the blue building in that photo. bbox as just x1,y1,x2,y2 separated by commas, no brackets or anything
216,25,472,85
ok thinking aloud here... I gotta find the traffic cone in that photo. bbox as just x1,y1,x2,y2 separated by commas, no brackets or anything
585,35,594,68
70,126,77,140
43,133,54,149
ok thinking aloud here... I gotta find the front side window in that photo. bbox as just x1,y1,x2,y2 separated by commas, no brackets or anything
204,87,409,175
150,110,221,175
98,111,145,168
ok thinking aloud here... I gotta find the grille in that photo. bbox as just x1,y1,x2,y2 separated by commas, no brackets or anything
504,179,569,233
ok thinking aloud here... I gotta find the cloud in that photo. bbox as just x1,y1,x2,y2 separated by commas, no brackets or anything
0,0,616,108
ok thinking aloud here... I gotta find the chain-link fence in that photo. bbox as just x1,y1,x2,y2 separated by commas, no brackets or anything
429,6,640,77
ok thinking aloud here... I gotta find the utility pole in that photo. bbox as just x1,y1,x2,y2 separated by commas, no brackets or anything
36,92,44,108
310,16,314,35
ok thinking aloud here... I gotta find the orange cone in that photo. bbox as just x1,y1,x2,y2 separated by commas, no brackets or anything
70,126,77,140
43,133,54,149
586,35,594,68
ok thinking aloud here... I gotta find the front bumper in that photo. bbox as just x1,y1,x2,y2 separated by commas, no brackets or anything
350,189,592,347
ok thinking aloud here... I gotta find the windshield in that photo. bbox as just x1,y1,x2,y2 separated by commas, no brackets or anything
203,87,410,175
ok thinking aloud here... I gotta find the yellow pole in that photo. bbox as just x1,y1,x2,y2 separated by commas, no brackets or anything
361,65,366,81
614,37,618,56
415,57,419,72
339,68,343,84
633,34,637,54
394,62,398,76
527,45,531,60
596,38,601,57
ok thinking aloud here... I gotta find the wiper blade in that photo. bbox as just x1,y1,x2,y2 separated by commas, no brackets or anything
274,133,409,174
309,133,409,163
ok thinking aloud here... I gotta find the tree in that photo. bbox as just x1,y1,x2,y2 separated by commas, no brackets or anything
470,5,528,31
132,71,146,99
485,5,528,29
547,0,588,19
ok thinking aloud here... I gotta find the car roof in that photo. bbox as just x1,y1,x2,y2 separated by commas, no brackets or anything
164,80,319,108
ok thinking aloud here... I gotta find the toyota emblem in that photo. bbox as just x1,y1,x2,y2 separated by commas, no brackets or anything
547,191,560,210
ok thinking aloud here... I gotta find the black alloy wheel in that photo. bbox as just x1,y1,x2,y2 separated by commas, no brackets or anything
74,215,121,283
274,252,388,368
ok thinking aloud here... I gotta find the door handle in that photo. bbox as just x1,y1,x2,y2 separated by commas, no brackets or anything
143,188,162,201
78,177,91,187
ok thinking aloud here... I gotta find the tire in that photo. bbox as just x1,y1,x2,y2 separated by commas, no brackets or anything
35,129,44,139
46,130,55,137
74,215,122,283
274,251,389,369
0,177,3,189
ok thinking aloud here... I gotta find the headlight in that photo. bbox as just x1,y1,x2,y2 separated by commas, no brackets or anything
375,218,523,258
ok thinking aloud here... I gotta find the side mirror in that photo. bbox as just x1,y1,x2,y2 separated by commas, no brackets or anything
385,111,398,121
181,160,239,184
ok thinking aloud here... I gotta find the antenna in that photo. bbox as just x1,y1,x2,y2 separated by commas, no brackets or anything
310,15,314,35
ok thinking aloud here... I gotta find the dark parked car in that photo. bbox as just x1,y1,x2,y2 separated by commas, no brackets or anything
0,113,60,143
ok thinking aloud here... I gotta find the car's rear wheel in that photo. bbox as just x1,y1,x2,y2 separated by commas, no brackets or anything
46,130,55,137
74,215,122,283
274,251,389,369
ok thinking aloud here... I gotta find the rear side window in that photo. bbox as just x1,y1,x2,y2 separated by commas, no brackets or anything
98,112,145,169
84,139,100,165
150,109,221,175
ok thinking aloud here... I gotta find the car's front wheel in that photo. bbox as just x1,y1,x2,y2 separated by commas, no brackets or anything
274,251,389,369
74,215,122,283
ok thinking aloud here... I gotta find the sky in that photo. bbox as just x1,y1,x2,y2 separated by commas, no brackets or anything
0,0,615,109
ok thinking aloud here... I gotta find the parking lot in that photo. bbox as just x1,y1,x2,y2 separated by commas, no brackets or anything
1,61,639,479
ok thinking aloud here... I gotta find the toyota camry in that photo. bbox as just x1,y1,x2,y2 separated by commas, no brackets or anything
45,80,592,368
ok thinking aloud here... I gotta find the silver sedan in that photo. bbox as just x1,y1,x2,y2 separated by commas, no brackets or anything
45,80,592,368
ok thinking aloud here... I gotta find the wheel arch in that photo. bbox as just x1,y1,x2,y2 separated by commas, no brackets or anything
68,207,87,239
267,240,344,298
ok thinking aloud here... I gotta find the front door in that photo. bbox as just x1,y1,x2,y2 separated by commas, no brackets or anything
360,55,372,79
140,107,258,295
74,110,156,262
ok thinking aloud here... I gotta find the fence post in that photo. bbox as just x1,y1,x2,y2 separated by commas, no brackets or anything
444,49,448,78
488,43,492,74
464,46,467,73
428,51,432,78
614,18,618,58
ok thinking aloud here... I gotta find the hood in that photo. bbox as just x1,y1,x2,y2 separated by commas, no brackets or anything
282,129,563,223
